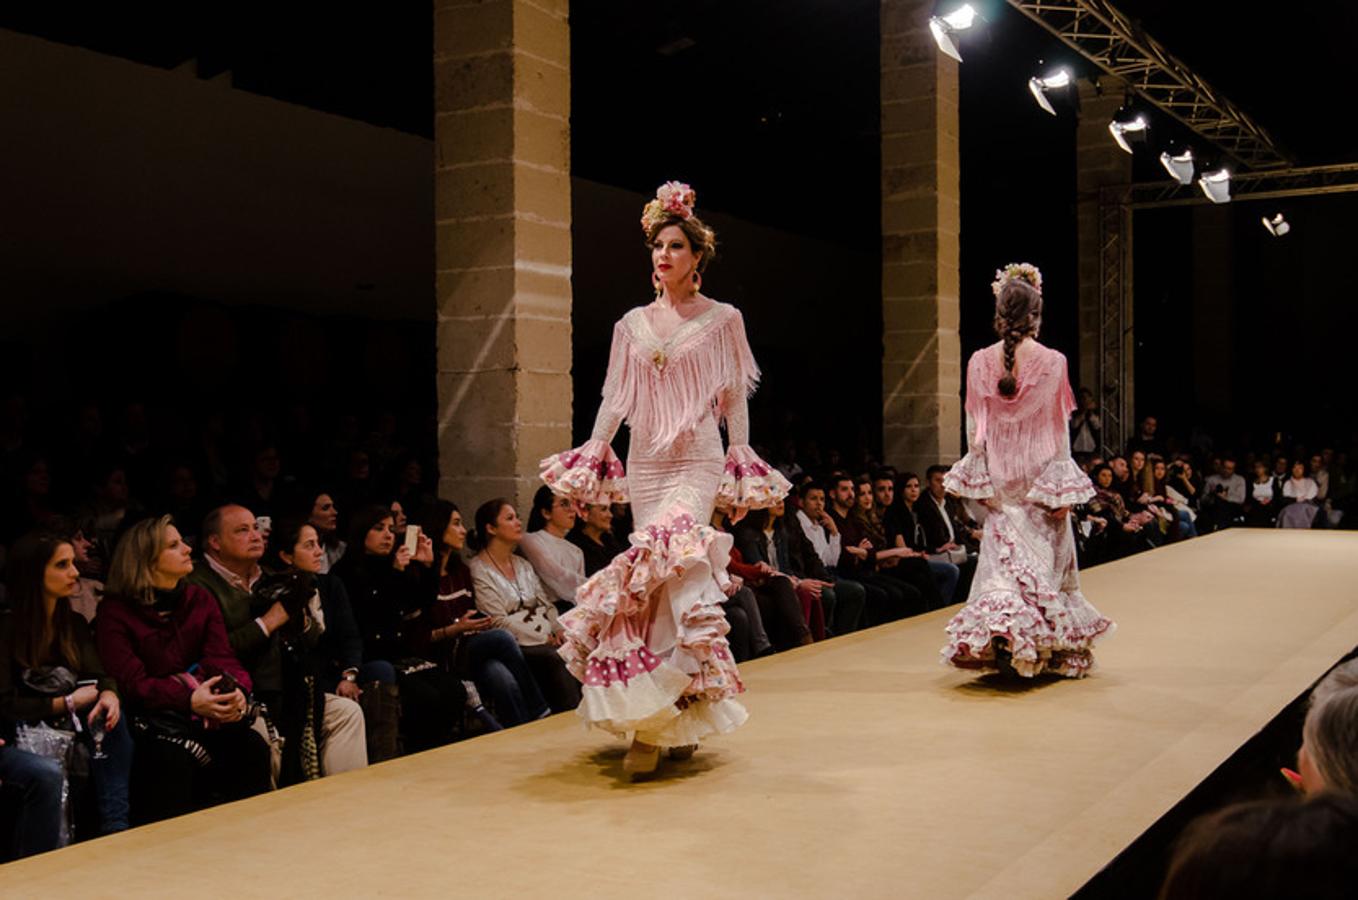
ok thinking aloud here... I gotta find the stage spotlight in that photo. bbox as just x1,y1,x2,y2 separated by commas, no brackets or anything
1108,108,1149,154
1028,67,1072,116
1262,213,1290,236
1159,148,1195,185
1198,167,1231,204
929,3,978,63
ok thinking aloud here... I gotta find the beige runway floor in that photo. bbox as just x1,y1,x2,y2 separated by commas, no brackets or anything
6,529,1358,898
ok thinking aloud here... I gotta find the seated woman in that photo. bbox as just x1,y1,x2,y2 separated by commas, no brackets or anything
260,518,369,779
305,489,346,574
519,486,586,610
1,531,132,842
567,503,619,577
721,509,811,651
1086,464,1155,558
1245,460,1279,527
1279,460,1321,529
897,473,960,605
95,516,271,824
335,504,468,753
852,477,940,614
1148,456,1197,540
467,499,580,714
412,501,549,727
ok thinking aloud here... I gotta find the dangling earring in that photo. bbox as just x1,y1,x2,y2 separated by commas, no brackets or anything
652,271,663,298
692,269,702,294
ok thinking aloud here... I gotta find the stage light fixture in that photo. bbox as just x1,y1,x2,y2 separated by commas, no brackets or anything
1262,213,1290,236
1028,67,1073,116
1159,148,1195,185
1108,108,1149,154
928,3,978,63
1198,167,1231,204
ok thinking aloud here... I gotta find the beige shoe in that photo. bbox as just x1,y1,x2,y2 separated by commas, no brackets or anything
668,744,698,761
622,743,660,780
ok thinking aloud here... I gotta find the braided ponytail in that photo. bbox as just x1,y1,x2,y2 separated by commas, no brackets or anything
993,279,1043,398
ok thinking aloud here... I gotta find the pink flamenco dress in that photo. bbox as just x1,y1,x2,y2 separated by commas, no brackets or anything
941,341,1114,677
540,301,790,747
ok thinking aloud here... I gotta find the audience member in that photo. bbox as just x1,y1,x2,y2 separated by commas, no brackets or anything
853,475,941,613
467,499,579,714
0,737,63,860
1298,684,1358,796
793,480,866,635
824,471,922,625
260,518,369,780
1,532,132,839
519,486,586,609
1245,460,1278,527
415,500,549,727
1069,389,1101,456
895,473,959,605
1202,456,1247,532
731,503,829,642
1279,460,1321,529
568,503,620,577
95,516,271,823
336,504,468,752
305,490,345,574
1158,793,1358,900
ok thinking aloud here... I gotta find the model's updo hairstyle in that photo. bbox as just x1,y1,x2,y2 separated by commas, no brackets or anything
993,279,1043,398
645,216,718,273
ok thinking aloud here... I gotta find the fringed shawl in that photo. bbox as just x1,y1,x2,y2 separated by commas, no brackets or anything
601,302,759,455
966,341,1077,495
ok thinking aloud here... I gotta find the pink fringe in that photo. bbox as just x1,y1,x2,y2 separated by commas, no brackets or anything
602,306,759,455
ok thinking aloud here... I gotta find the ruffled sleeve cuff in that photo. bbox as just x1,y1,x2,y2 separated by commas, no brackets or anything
715,445,792,512
943,451,994,499
539,439,628,505
1026,458,1096,508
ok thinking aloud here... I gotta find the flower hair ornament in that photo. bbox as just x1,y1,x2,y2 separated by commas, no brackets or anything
640,180,697,233
991,262,1043,298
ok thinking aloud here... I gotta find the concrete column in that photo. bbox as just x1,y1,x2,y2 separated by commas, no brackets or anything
434,0,572,512
880,0,962,471
1075,77,1132,395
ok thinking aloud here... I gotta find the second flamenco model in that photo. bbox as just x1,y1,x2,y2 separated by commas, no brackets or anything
941,263,1114,677
540,181,790,778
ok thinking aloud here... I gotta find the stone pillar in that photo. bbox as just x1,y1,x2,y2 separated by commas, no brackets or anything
880,0,962,471
434,0,572,512
1075,77,1132,396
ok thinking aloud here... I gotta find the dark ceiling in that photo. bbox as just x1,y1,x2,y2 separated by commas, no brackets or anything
2,1,1352,240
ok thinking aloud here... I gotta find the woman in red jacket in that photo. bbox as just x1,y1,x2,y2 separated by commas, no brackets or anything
95,515,271,824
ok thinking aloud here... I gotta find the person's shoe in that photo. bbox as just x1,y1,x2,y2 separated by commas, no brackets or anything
622,743,660,780
668,744,698,761
991,637,1017,677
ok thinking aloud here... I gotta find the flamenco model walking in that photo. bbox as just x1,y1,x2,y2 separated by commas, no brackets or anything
540,182,789,778
941,264,1114,677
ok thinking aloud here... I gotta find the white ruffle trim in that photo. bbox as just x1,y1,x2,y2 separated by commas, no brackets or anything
715,444,792,511
1026,458,1096,508
634,697,749,748
574,661,694,738
539,439,628,505
943,451,994,499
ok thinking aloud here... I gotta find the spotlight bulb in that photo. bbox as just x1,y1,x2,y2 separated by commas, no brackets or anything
1199,168,1231,204
1108,114,1149,154
1028,68,1073,116
1159,149,1195,185
929,4,977,63
1262,213,1290,236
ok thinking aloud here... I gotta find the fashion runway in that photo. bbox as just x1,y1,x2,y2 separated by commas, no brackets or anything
7,530,1358,898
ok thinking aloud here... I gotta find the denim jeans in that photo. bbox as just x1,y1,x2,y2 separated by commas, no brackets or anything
463,629,550,726
926,559,960,606
88,716,133,834
0,746,63,858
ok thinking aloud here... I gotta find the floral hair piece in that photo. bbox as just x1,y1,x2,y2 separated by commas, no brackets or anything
992,262,1043,297
640,181,697,233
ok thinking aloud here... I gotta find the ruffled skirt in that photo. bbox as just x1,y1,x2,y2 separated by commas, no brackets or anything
558,457,747,746
942,500,1113,677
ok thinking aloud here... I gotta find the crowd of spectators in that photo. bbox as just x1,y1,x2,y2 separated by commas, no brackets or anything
0,390,1355,864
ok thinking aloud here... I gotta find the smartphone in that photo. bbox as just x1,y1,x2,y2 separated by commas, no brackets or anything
403,524,421,556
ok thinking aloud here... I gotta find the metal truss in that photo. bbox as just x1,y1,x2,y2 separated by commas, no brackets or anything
1126,162,1358,208
1006,0,1290,171
1097,186,1132,456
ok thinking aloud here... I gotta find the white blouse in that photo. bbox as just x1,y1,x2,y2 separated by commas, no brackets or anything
518,530,586,605
1251,480,1274,502
469,555,560,646
1283,477,1319,502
